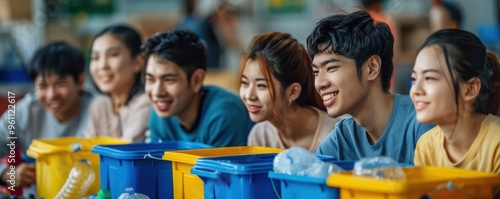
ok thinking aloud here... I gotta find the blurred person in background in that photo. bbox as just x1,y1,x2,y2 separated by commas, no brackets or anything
240,32,340,152
0,42,94,188
429,1,463,32
178,0,243,69
361,0,397,36
85,25,150,142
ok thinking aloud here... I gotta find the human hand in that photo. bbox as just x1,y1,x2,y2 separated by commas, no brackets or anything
1,163,36,188
17,163,36,187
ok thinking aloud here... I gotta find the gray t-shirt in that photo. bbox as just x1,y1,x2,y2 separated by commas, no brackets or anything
315,94,435,164
0,91,94,157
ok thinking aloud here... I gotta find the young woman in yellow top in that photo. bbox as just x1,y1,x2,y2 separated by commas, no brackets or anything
411,29,500,173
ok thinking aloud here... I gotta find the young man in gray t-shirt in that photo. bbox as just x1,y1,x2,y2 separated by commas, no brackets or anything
0,42,94,188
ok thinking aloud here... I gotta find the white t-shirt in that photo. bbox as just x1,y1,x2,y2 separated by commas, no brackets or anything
247,107,340,152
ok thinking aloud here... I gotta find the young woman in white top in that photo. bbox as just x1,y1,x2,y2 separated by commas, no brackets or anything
85,25,150,142
239,32,340,152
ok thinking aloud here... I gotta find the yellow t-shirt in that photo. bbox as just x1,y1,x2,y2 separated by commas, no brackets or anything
414,114,500,174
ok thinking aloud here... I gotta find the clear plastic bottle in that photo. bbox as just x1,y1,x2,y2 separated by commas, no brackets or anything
352,156,405,180
273,146,344,178
54,159,96,199
273,146,323,175
117,188,150,199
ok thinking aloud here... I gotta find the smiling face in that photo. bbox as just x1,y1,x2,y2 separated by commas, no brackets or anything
312,51,367,118
35,73,83,121
239,59,286,122
145,55,198,118
90,34,141,95
410,45,458,124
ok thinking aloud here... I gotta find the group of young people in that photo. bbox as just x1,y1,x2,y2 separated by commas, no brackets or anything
1,9,499,190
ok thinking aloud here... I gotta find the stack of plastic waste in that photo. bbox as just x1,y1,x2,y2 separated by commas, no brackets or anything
352,156,406,180
273,146,344,178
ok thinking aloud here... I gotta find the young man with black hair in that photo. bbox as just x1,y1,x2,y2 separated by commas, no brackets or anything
308,11,435,164
143,29,252,147
0,42,94,188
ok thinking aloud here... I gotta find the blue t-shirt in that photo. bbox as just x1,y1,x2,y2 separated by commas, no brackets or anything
148,86,252,147
315,94,435,164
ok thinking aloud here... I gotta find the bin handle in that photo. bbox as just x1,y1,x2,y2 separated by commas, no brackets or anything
143,153,163,160
425,181,479,199
270,176,282,199
190,167,222,179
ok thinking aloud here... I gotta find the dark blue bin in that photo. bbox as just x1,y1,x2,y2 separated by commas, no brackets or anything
191,153,338,199
92,141,211,199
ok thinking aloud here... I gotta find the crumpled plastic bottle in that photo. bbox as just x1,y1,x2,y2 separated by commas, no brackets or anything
273,146,344,178
117,188,150,199
54,159,95,199
352,156,405,180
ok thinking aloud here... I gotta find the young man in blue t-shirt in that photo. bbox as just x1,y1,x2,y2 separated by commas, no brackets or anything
307,11,435,164
142,29,252,147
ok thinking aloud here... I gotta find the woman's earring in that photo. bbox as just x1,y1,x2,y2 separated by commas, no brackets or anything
288,99,292,106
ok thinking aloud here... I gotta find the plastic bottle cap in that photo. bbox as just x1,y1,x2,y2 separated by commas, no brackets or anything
97,189,112,199
125,187,135,194
71,142,82,152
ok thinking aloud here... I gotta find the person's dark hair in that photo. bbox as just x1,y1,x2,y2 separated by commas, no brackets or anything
442,1,463,27
93,24,142,58
239,32,325,111
418,29,500,116
29,42,84,83
306,10,394,92
141,29,207,82
92,24,144,104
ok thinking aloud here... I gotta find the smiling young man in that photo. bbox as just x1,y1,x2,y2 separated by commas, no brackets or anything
0,42,94,188
142,29,252,147
307,11,435,164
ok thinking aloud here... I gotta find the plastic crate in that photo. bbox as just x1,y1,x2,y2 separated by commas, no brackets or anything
162,146,283,199
26,137,129,199
192,153,342,199
92,141,212,199
268,160,356,199
326,166,500,199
